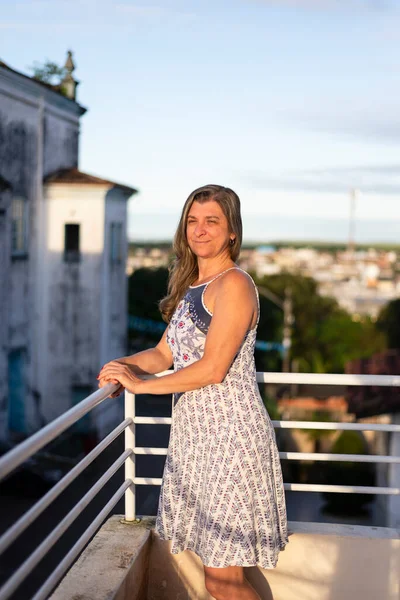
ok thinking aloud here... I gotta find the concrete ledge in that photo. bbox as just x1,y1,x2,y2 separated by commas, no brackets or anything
288,520,400,539
148,520,400,600
50,515,152,600
49,516,400,600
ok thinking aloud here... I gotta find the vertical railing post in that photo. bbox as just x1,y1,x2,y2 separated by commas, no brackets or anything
124,390,136,521
388,423,400,528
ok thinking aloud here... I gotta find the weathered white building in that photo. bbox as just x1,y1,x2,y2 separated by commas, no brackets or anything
0,53,137,443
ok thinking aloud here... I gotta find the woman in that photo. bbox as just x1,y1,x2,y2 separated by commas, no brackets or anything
98,184,288,600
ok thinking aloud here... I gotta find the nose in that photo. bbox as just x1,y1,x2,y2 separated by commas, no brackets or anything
194,222,206,236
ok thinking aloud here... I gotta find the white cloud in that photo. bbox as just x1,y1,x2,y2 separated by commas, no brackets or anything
114,4,165,17
252,0,393,10
0,21,80,30
275,102,400,145
241,163,400,195
114,3,196,21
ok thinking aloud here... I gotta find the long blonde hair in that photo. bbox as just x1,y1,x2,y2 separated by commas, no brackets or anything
159,184,242,322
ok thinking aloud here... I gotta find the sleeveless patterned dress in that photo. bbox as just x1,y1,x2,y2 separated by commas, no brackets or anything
154,267,289,569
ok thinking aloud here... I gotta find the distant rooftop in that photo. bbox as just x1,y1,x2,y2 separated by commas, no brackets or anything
0,52,87,113
0,59,59,94
44,167,138,196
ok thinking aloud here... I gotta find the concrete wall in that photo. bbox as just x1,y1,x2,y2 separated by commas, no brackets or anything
102,188,129,366
94,188,130,438
42,183,130,436
41,183,106,422
0,64,83,440
50,517,400,600
0,78,39,438
149,523,400,600
50,516,151,600
388,412,400,528
0,187,11,438
43,109,79,177
0,63,131,441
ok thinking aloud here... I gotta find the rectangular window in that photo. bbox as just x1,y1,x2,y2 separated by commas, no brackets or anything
110,222,123,264
64,223,80,262
11,197,28,257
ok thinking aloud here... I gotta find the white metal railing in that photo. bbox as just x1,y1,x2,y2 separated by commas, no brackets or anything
0,372,399,599
127,371,400,514
0,383,121,600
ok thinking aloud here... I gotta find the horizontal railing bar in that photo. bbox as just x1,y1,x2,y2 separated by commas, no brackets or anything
133,416,400,433
272,421,400,432
134,447,168,455
256,372,400,386
156,370,400,386
134,477,163,485
134,416,172,425
31,480,131,600
1,369,398,597
280,452,400,463
0,418,132,556
0,449,131,600
133,446,400,463
0,382,119,482
284,483,400,495
133,477,400,495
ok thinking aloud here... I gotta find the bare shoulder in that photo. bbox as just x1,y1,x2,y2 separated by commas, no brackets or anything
215,268,256,299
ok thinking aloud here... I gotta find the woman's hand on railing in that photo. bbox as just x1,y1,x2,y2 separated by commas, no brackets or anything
98,379,124,398
97,360,125,397
97,361,146,395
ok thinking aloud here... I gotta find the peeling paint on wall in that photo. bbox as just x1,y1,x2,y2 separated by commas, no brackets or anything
1,65,132,442
0,78,81,438
0,112,36,197
43,114,79,176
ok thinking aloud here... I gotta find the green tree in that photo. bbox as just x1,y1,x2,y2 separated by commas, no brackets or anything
376,298,400,349
321,430,375,514
29,60,66,85
254,272,385,373
317,312,385,372
303,410,335,453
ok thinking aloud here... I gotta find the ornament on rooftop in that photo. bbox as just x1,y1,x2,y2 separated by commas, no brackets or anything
60,50,79,101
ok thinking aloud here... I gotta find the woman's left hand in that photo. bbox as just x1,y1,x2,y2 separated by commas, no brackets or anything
98,361,146,394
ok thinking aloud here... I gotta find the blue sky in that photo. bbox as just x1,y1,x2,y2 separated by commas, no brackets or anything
2,0,400,242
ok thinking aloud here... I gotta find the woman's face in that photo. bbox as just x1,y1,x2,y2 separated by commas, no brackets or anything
186,200,232,260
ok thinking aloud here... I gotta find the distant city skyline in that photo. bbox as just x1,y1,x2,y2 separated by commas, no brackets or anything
2,0,400,241
128,212,400,244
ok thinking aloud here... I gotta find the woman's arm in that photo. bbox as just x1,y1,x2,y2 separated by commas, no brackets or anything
99,270,257,395
112,328,173,374
98,328,173,396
